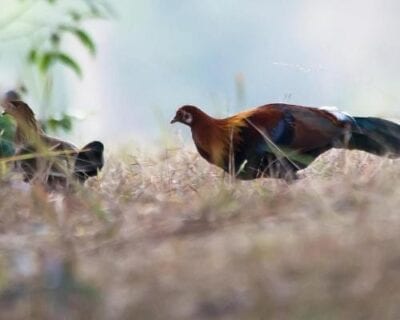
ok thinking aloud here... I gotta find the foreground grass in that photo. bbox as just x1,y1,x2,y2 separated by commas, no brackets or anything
0,148,399,319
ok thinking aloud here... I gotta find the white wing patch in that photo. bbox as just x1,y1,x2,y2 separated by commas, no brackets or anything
319,106,353,122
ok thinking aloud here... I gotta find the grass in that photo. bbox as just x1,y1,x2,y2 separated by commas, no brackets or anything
0,147,400,319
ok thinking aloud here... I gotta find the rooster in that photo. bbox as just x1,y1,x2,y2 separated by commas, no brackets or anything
171,104,400,180
2,100,104,188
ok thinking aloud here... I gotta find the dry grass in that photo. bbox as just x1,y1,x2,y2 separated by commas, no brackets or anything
0,148,400,319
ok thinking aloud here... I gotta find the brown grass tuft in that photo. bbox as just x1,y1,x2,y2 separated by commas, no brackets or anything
0,148,399,319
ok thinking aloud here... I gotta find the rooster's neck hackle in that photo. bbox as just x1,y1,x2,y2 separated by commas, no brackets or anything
190,109,252,167
14,109,44,146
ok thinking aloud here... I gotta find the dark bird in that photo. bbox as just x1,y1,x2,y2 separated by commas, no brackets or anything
4,90,21,102
171,104,400,180
74,141,104,183
1,100,104,188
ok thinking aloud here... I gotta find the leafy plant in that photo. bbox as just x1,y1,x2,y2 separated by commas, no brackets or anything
27,3,106,78
25,0,112,132
0,115,15,158
0,0,112,158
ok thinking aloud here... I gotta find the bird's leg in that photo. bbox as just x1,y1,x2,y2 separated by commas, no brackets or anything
275,157,299,182
331,125,352,175
342,124,352,175
343,124,352,147
32,156,48,183
228,129,236,184
283,170,299,183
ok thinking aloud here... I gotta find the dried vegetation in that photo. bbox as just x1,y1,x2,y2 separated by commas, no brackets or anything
0,148,400,319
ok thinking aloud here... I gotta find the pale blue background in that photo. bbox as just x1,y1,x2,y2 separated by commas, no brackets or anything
1,0,400,147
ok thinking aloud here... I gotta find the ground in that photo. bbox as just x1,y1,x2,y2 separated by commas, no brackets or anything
0,148,399,320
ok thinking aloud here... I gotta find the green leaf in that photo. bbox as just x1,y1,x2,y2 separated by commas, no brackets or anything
50,33,61,46
46,114,74,133
0,115,15,140
73,28,96,55
39,52,54,74
38,51,82,78
69,10,81,22
60,114,73,131
27,49,38,64
54,52,82,77
61,26,96,56
0,115,15,157
47,118,57,131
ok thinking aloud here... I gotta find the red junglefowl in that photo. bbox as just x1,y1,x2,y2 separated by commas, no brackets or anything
2,100,104,189
171,104,400,180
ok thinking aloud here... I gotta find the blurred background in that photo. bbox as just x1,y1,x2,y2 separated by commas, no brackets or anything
2,3,400,319
1,0,400,148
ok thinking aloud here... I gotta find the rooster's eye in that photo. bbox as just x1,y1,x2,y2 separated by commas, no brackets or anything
183,111,193,124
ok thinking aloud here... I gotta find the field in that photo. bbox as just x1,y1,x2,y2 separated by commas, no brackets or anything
0,147,400,319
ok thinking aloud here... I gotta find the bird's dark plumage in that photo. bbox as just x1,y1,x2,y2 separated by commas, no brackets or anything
74,141,104,183
1,100,104,188
171,103,400,180
4,90,21,102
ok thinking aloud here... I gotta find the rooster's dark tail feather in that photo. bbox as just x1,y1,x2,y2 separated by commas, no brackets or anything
349,117,400,157
74,141,104,183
